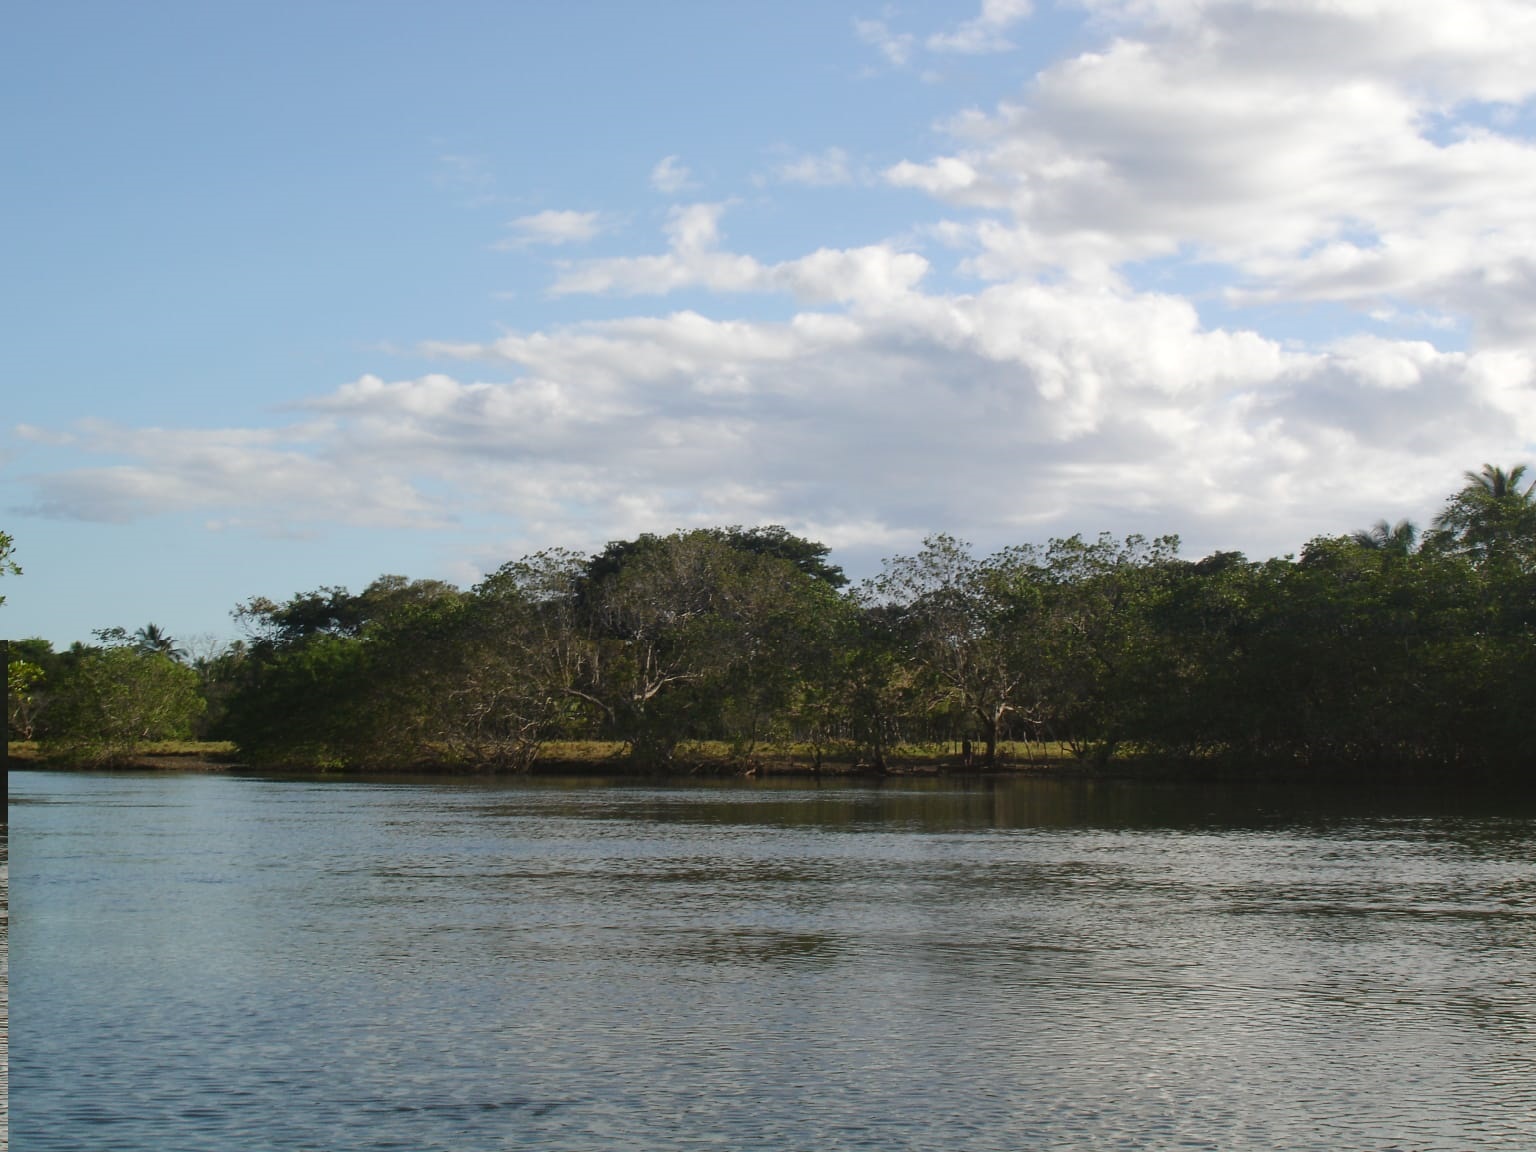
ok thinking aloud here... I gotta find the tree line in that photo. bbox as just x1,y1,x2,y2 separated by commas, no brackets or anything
6,467,1534,777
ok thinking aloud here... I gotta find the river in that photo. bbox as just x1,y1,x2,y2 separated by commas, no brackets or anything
8,770,1535,1150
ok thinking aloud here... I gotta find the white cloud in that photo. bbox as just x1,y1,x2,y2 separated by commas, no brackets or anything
650,155,694,194
1367,307,1459,331
886,156,981,197
881,0,1536,341
549,202,930,306
22,281,1532,564
497,209,606,248
776,147,854,186
777,246,930,305
549,203,761,296
927,0,1033,54
20,421,448,529
855,18,916,67
1077,0,1536,104
14,423,76,446
16,1,1536,572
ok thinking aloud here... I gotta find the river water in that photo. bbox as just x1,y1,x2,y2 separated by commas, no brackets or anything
9,770,1535,1151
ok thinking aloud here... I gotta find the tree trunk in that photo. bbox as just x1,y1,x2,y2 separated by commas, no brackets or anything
979,707,1002,767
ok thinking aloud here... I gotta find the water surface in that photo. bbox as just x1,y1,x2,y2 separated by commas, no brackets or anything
11,771,1536,1150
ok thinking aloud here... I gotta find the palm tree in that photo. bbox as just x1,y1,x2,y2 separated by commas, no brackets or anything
1429,462,1536,568
1466,463,1533,500
1351,519,1417,556
134,623,187,662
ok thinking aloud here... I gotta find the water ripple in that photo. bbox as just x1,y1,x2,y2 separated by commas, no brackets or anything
9,772,1536,1151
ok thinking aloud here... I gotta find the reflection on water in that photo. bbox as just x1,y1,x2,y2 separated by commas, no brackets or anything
11,771,1536,1151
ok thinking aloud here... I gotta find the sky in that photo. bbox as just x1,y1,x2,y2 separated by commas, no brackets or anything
5,0,1536,648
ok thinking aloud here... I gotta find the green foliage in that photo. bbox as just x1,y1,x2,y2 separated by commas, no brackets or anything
404,551,590,771
0,528,18,608
43,644,205,764
5,637,79,740
718,525,848,588
133,622,186,661
579,529,836,768
1030,533,1182,763
186,637,248,739
1427,463,1536,572
195,466,1534,778
1352,519,1418,556
217,635,377,768
234,575,461,650
871,535,1048,765
7,657,46,738
581,525,846,595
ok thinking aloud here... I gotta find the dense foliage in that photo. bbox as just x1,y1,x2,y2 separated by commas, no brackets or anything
12,628,205,764
6,470,1534,777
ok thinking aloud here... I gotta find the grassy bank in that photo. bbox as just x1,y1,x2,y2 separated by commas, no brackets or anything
9,738,1084,776
7,739,241,771
535,739,1084,776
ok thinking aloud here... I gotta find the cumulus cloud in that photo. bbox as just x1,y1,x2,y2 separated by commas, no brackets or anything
927,0,1033,54
549,202,929,305
21,280,1533,564
650,155,694,193
884,0,1536,344
15,1,1536,570
497,209,607,248
1077,0,1536,103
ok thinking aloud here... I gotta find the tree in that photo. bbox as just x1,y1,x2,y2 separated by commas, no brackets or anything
871,536,1045,766
1124,550,1266,760
1036,533,1182,763
5,637,88,741
828,601,913,772
1427,463,1536,571
234,576,460,650
222,575,466,765
717,525,848,588
217,634,376,767
234,585,360,647
134,622,187,661
1464,463,1532,500
1351,519,1417,557
779,589,868,771
7,656,46,739
45,639,205,763
0,529,18,606
577,530,837,768
579,526,845,605
184,635,248,739
2,530,21,737
710,547,849,758
416,550,592,771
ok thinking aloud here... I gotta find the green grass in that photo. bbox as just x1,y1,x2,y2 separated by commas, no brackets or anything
7,738,238,766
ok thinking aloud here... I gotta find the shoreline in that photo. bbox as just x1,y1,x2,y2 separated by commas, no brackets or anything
8,741,1529,785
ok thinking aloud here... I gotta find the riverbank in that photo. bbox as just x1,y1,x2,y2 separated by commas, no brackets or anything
10,738,1526,784
8,738,1086,777
6,740,242,772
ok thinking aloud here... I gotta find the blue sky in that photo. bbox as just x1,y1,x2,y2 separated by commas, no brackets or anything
5,0,1535,648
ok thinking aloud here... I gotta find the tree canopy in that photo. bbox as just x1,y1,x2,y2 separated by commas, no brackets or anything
0,528,18,608
12,484,1534,780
